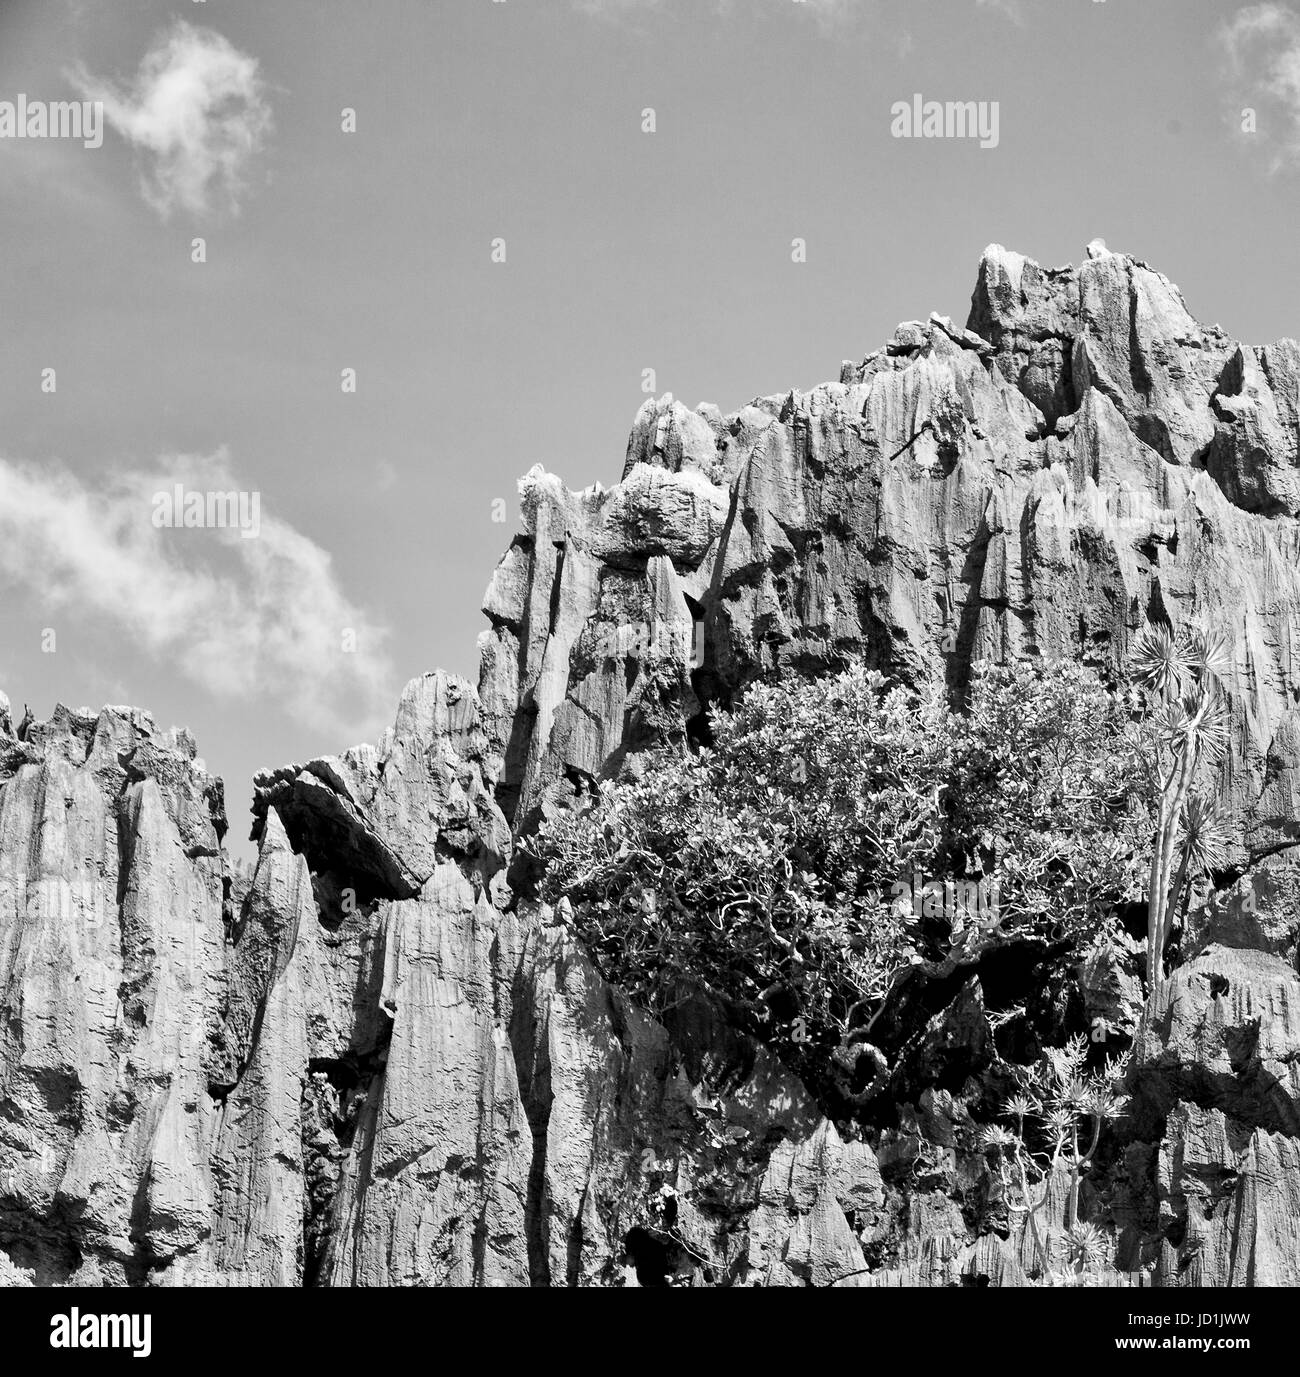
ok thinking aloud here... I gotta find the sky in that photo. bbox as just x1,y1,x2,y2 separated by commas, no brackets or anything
0,0,1298,858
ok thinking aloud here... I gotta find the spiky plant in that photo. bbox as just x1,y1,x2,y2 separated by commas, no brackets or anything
1040,1223,1111,1286
1130,623,1232,993
982,1037,1129,1283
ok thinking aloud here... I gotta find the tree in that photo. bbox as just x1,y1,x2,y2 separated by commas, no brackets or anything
1130,625,1233,994
528,659,1151,1108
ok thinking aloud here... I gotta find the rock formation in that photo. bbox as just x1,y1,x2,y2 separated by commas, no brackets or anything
3,242,1299,1286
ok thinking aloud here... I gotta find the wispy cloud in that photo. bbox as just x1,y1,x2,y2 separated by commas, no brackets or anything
0,451,393,739
1219,2,1300,171
69,20,272,218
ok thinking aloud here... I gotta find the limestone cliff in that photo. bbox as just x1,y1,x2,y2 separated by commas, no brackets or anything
3,242,1299,1287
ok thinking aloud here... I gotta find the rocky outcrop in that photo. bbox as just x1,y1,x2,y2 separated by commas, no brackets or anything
3,243,1299,1286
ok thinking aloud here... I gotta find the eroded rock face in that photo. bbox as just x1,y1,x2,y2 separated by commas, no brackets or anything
0,705,227,1284
3,244,1300,1286
481,243,1300,866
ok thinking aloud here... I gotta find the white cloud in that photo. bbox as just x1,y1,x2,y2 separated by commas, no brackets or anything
1220,2,1300,171
70,20,272,218
0,451,394,740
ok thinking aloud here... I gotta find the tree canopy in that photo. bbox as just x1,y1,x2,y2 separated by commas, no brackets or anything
528,659,1154,1106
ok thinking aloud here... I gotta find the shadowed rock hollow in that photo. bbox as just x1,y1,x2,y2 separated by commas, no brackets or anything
3,243,1299,1286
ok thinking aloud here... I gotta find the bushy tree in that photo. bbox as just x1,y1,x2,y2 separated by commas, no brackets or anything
528,659,1152,1102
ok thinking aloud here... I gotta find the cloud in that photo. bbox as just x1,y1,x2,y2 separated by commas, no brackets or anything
1219,2,1300,171
0,451,394,740
69,20,272,218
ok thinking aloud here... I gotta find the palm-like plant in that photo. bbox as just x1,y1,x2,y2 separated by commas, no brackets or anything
1131,624,1232,993
983,1038,1129,1283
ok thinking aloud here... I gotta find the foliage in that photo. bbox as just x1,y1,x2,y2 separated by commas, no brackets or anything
528,659,1152,1093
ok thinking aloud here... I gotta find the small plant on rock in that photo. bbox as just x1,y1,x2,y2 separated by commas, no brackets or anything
979,1034,1129,1284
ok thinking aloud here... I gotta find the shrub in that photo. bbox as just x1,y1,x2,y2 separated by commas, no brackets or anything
980,1034,1130,1284
527,659,1152,1102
